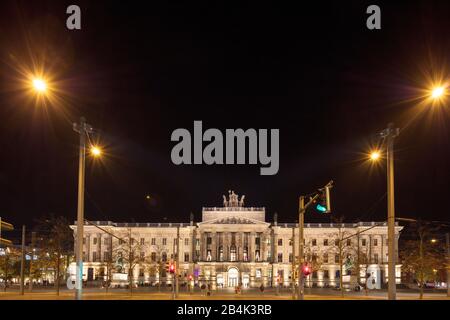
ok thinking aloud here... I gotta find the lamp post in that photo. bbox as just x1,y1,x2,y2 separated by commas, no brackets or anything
381,123,399,300
369,84,447,299
72,117,97,300
30,77,102,300
372,123,400,300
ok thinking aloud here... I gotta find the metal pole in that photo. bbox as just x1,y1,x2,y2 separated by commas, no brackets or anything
29,232,36,292
298,196,305,300
75,117,87,300
446,233,449,297
386,122,397,300
176,226,180,298
20,225,26,295
291,227,296,299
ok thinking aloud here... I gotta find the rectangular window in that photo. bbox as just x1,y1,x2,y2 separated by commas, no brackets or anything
162,238,167,246
104,238,109,245
374,239,378,246
289,253,293,262
104,251,110,262
92,252,97,262
151,252,156,262
323,239,328,246
335,254,340,263
184,238,189,246
277,253,283,263
140,238,145,245
347,239,351,246
312,239,317,246
335,239,339,246
255,237,260,246
93,237,97,245
140,252,145,261
151,238,156,245
362,239,367,246
374,254,379,264
255,250,261,261
324,270,329,278
278,239,283,246
184,253,189,262
207,237,212,245
323,253,328,263
207,249,212,261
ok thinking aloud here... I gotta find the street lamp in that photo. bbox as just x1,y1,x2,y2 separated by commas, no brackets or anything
369,150,381,161
430,86,446,100
369,81,447,300
32,78,47,93
90,146,102,157
370,123,400,300
30,75,101,300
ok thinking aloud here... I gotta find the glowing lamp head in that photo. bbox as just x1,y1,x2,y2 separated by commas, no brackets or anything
90,146,102,157
32,78,47,92
431,86,445,99
370,151,381,161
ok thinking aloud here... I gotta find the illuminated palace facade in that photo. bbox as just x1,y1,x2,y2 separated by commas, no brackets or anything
71,191,402,289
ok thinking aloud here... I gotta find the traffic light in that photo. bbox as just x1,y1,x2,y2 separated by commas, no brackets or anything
315,185,331,213
169,262,175,274
0,218,14,246
165,261,170,273
301,264,311,276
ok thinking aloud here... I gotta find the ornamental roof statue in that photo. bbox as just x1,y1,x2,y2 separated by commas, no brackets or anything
223,190,245,207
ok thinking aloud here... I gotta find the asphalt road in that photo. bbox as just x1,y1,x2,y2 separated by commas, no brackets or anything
0,287,448,300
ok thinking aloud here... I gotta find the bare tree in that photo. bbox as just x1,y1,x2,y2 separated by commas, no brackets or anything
400,221,445,299
111,228,149,295
34,215,73,295
324,224,359,297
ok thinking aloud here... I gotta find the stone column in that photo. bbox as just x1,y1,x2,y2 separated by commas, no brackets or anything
240,232,245,261
203,232,208,261
198,231,203,262
211,232,216,261
261,232,266,262
223,232,228,261
249,232,255,262
86,234,91,262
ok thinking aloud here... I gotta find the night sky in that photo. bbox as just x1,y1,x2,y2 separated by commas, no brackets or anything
0,0,449,233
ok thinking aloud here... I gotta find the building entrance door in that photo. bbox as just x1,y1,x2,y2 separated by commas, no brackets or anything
227,267,239,287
